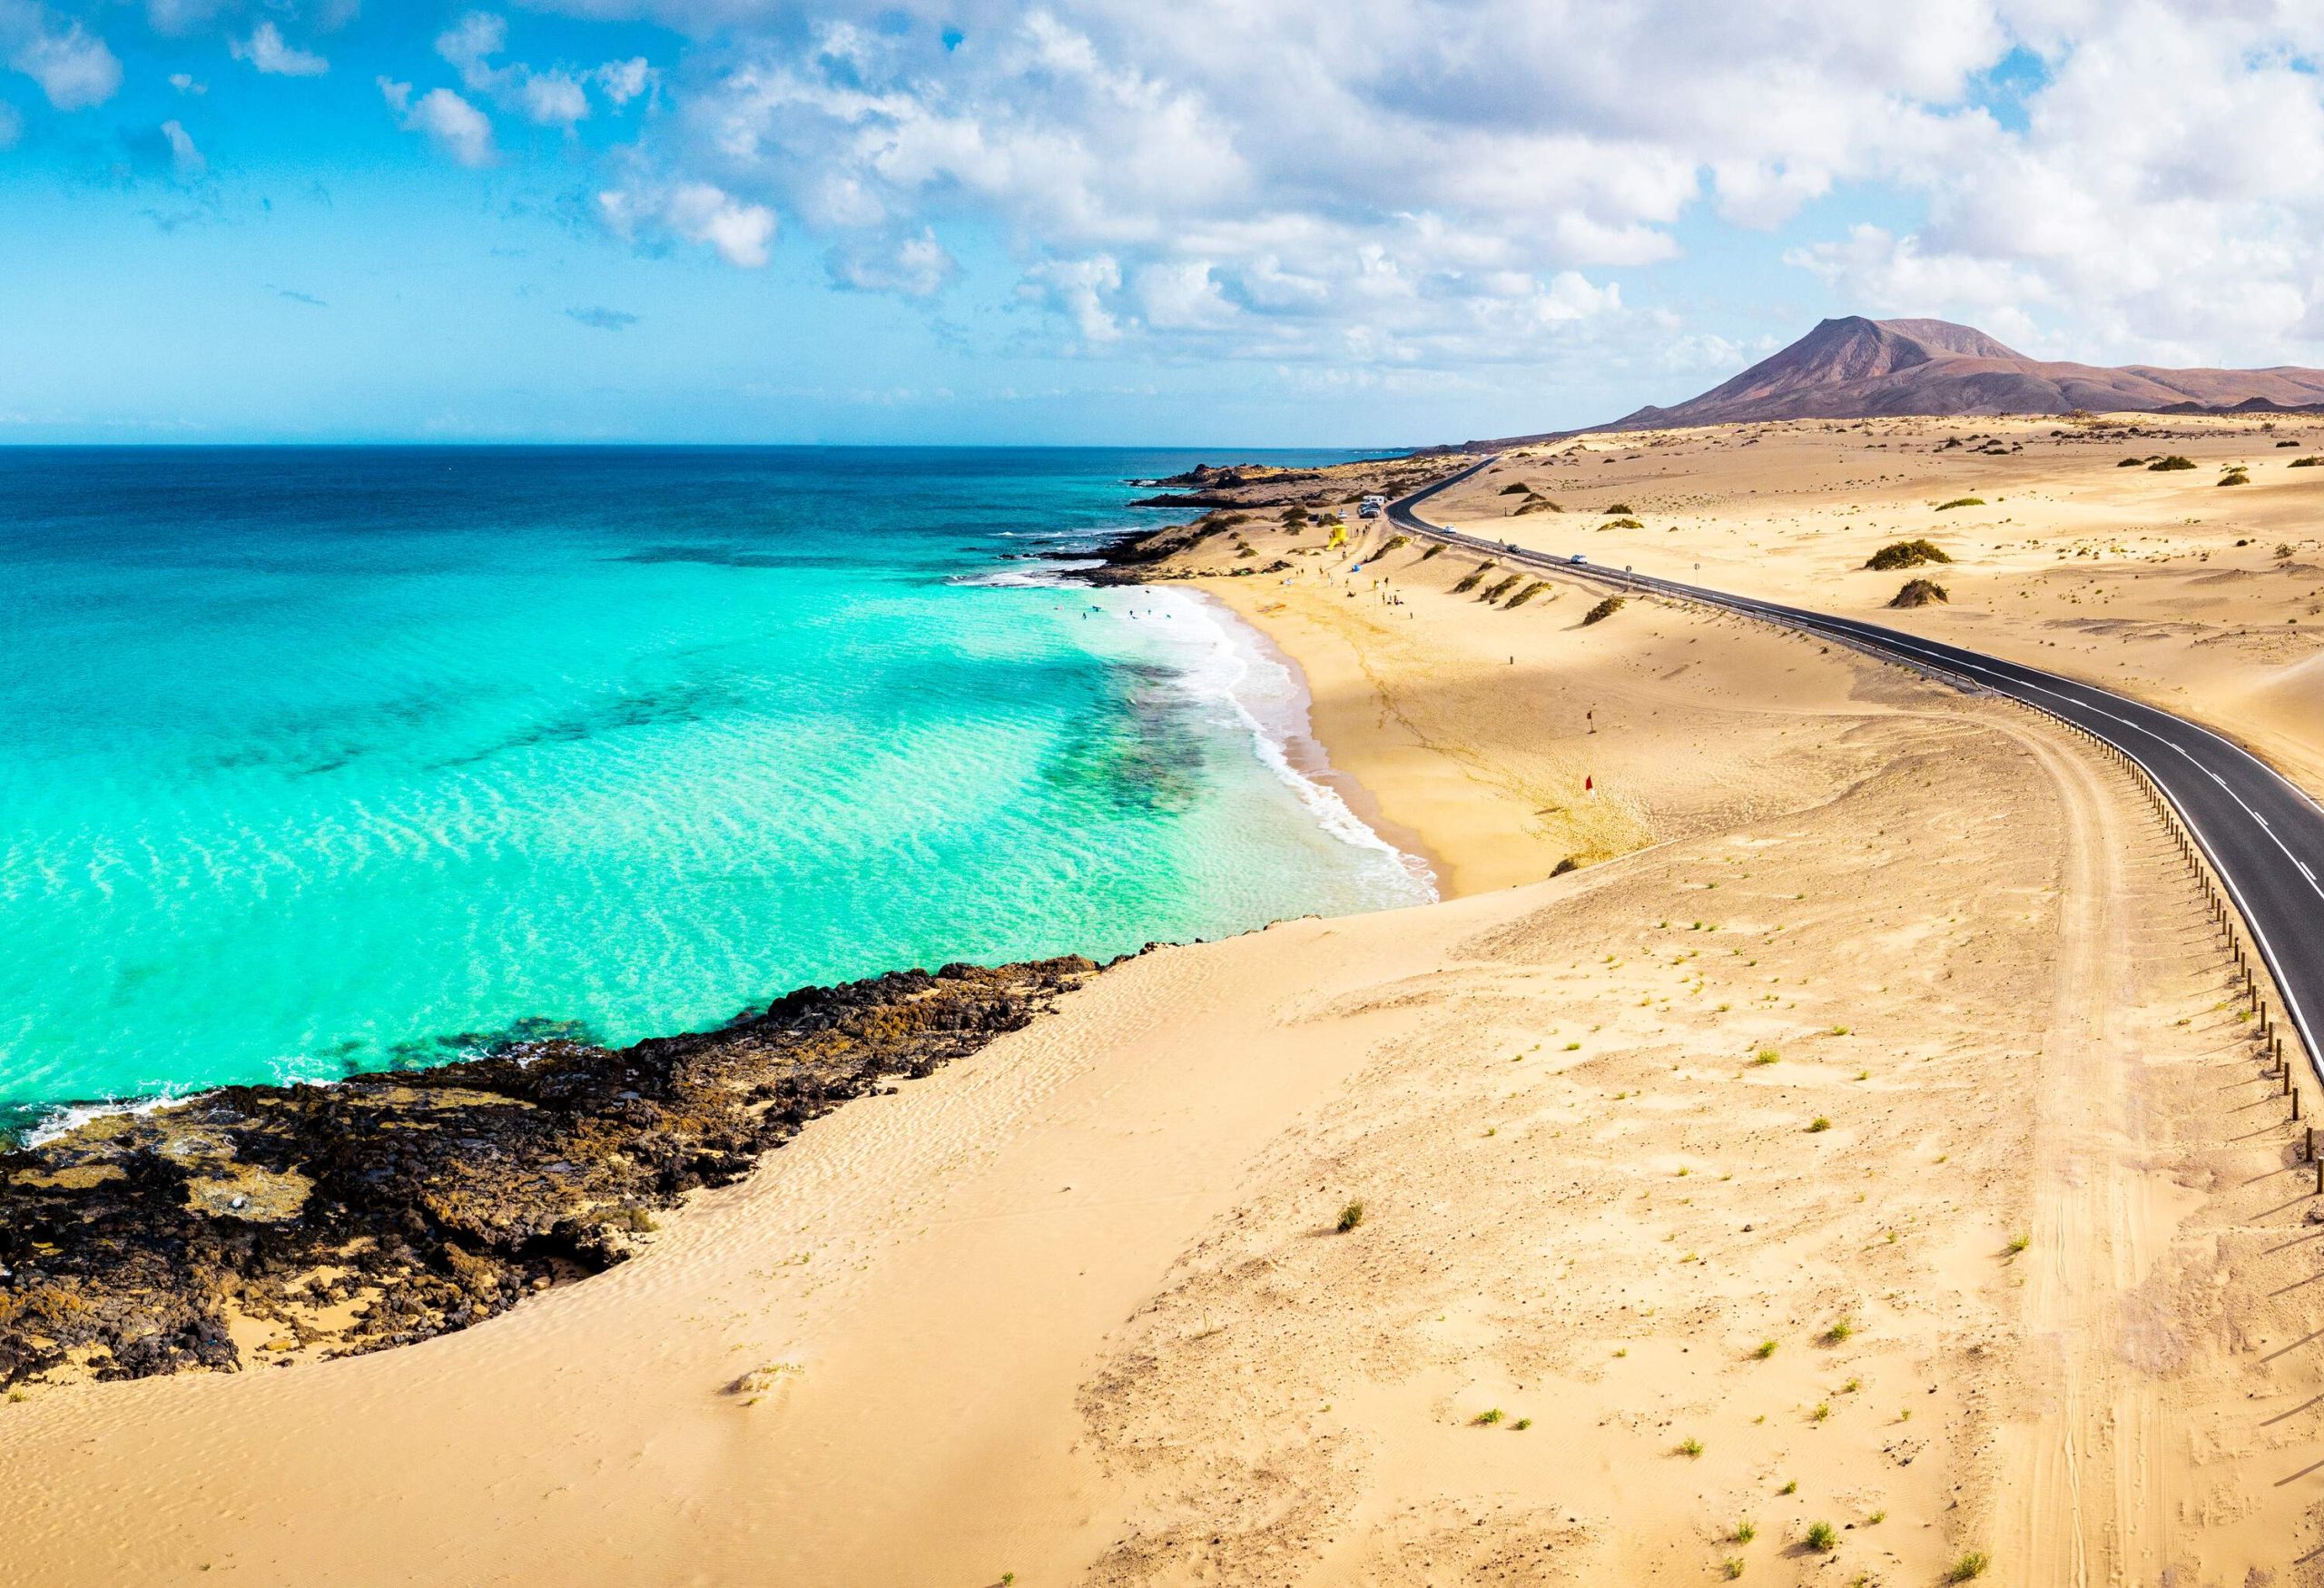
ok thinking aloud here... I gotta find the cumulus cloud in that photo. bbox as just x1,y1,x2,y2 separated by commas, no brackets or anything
379,77,495,167
597,179,775,267
437,11,596,129
567,3,2006,360
596,56,654,109
825,227,960,297
168,72,205,95
231,21,328,78
5,5,121,109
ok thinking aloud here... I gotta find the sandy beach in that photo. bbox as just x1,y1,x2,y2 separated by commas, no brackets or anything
8,434,2324,1584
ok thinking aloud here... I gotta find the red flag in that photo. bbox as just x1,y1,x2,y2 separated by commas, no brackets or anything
1585,775,1594,792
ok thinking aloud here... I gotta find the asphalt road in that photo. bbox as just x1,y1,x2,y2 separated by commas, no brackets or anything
1387,455,2324,1078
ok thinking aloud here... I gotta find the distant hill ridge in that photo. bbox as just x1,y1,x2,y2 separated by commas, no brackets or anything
1458,316,2324,448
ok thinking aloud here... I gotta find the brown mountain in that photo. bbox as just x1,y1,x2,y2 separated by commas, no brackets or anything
1602,316,2324,431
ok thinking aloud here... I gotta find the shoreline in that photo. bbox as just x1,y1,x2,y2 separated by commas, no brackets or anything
8,437,2316,1582
0,508,1440,1387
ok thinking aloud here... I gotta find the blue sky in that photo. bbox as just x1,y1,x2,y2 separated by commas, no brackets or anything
5,2,2322,446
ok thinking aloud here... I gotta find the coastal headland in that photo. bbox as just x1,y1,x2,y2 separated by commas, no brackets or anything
7,415,2324,1583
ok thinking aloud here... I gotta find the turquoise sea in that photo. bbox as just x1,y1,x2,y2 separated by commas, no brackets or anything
0,447,1431,1139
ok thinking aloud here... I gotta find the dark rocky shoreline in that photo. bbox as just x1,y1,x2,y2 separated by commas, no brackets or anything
0,956,1093,1387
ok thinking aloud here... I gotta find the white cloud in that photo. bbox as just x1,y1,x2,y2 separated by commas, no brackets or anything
435,12,506,94
596,56,654,109
437,11,593,128
231,21,328,78
598,179,775,267
519,70,587,127
445,1,2324,369
5,7,121,109
160,116,204,176
168,72,205,95
0,100,19,147
379,77,495,167
826,227,960,297
1020,255,1123,342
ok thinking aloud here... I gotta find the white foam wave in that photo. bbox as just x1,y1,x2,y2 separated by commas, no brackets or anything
24,1088,194,1147
1115,587,1438,903
948,557,1107,589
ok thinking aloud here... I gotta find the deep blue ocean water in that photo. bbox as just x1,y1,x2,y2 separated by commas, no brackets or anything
0,447,1429,1137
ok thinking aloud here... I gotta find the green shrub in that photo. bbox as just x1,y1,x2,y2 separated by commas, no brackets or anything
1754,1338,1778,1359
1420,542,1444,560
1606,502,1633,513
1452,562,1494,594
2148,455,2197,471
1503,579,1550,609
1582,596,1626,626
1950,1552,1990,1581
1679,1436,1704,1457
2116,456,2147,467
1603,517,1645,530
1890,577,1950,607
2290,456,2323,468
1804,1521,1837,1552
1336,1199,1365,1233
1474,1407,1504,1425
1865,538,1952,570
1480,574,1524,603
2218,469,2250,487
1733,1521,1757,1544
1935,497,1984,510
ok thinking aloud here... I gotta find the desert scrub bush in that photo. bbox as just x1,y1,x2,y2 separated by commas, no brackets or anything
1865,538,1951,570
1679,1436,1704,1457
1811,1401,1831,1422
1602,516,1645,530
1950,1552,1990,1580
1513,1416,1531,1430
1935,497,1985,510
1733,1521,1757,1544
1723,1558,1745,1579
1822,1316,1854,1344
1804,1521,1837,1552
1335,1198,1366,1233
1777,1480,1797,1495
1452,562,1495,594
1754,1338,1778,1359
1582,596,1627,626
1750,1049,1780,1065
1382,534,1409,552
1473,1407,1505,1425
1807,1117,1832,1133
1498,481,1531,495
1479,574,1524,603
2116,455,2148,466
2005,1232,2029,1255
1419,542,1444,559
2218,468,2250,487
1279,505,1311,523
1503,579,1550,608
1606,502,1633,513
1888,577,1949,608
2148,455,2197,471
2291,455,2323,468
